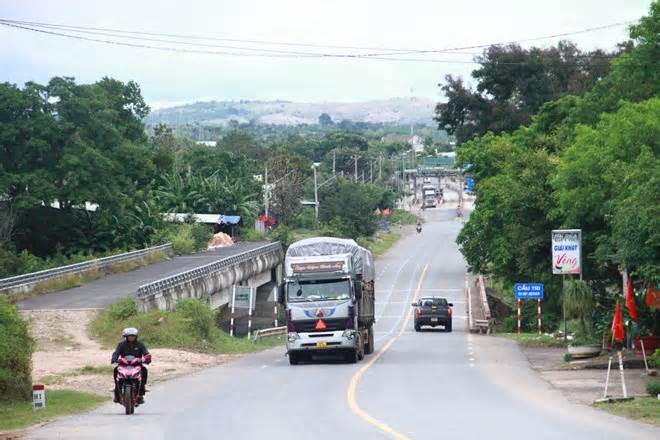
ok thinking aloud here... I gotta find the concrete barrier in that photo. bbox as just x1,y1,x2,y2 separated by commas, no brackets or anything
0,243,173,298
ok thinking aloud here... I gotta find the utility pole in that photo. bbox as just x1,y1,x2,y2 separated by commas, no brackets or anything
370,160,373,183
312,163,320,229
378,155,382,181
264,165,269,218
354,155,359,182
332,150,336,176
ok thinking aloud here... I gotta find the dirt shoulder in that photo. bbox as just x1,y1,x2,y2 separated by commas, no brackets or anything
520,344,655,406
20,309,243,398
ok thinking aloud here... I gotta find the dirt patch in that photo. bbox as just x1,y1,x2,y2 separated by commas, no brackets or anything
520,345,656,405
21,310,243,397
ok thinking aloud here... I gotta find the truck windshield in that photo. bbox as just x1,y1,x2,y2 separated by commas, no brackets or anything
287,279,350,302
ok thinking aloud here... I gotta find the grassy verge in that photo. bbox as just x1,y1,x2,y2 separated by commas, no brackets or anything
359,232,401,257
499,333,566,348
595,398,660,426
8,251,169,303
0,390,106,432
90,298,284,353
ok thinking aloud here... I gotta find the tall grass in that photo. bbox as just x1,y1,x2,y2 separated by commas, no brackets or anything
90,298,283,353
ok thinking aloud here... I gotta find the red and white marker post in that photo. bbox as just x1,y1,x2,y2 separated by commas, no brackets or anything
229,285,236,337
517,300,522,334
537,299,542,335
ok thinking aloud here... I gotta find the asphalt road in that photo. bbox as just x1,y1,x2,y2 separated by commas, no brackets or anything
18,241,269,310
26,194,659,440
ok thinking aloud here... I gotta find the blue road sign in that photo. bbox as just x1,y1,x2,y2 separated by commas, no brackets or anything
514,283,544,300
465,176,475,192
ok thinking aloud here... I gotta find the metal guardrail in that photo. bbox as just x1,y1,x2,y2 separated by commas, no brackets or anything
252,326,287,341
0,243,173,293
137,242,282,298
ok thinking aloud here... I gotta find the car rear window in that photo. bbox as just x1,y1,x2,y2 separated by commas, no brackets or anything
420,298,447,306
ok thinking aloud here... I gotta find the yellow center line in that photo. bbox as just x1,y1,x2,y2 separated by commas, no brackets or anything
346,264,429,440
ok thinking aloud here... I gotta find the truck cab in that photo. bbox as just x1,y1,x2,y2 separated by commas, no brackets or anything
283,238,375,365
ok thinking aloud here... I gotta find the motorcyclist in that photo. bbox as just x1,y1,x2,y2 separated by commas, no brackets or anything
111,327,151,404
416,221,422,233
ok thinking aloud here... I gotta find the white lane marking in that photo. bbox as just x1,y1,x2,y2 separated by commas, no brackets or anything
469,363,475,368
469,357,475,362
260,365,268,369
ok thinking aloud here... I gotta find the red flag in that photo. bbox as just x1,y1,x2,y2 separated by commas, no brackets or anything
611,300,625,343
625,277,638,321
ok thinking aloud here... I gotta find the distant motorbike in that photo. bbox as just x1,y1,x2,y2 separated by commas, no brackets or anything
115,355,148,415
416,224,422,233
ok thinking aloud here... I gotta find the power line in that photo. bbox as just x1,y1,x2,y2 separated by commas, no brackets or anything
0,17,635,58
0,18,645,65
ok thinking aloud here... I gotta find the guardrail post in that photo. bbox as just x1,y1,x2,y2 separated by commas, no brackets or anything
517,299,521,334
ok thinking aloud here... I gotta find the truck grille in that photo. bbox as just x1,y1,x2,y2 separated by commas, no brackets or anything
293,318,347,333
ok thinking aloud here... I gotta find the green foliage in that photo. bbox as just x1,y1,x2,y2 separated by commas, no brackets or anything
390,209,418,225
105,298,138,321
647,381,660,396
648,349,660,369
0,389,106,431
435,41,613,143
563,353,573,362
563,280,593,320
90,298,281,354
318,178,386,238
240,228,267,241
499,333,565,348
0,298,34,402
455,3,660,328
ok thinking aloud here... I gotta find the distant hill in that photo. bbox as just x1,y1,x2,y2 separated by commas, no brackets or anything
146,97,436,127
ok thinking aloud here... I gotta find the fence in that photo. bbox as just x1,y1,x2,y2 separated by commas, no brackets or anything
0,243,173,296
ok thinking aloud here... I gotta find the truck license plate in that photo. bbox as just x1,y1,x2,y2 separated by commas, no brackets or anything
431,317,438,322
316,341,327,348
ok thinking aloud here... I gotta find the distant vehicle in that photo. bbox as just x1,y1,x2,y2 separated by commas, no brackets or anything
412,297,453,332
283,237,376,364
422,182,438,208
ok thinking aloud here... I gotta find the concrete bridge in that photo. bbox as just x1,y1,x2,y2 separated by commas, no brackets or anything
136,242,283,312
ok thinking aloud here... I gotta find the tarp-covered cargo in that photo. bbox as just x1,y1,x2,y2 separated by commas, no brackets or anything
285,237,375,282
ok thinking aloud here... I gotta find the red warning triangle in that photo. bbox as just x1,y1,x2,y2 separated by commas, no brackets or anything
315,319,327,331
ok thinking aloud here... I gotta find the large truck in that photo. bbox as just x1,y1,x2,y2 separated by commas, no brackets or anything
422,182,438,208
283,237,375,365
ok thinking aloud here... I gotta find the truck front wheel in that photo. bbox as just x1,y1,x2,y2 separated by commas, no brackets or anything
364,325,375,355
288,352,300,365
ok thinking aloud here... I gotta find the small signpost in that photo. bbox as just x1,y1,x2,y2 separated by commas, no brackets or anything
514,283,544,334
230,285,255,338
32,384,45,410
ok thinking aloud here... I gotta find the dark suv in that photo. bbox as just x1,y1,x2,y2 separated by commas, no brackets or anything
412,297,453,332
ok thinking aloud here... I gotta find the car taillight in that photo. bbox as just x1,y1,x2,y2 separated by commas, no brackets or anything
447,307,452,315
415,308,421,317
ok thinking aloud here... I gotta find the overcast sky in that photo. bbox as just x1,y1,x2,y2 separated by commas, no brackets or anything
0,0,653,108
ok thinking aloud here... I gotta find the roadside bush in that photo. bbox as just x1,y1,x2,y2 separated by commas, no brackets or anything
648,349,660,369
90,298,276,354
241,228,267,241
647,381,660,396
500,315,518,332
0,298,34,402
106,298,138,321
390,209,418,225
170,224,196,255
175,298,214,340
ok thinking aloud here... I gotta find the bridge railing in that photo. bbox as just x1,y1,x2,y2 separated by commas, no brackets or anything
0,243,173,295
137,242,282,298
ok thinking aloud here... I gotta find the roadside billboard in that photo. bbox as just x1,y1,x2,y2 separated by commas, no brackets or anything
551,229,581,275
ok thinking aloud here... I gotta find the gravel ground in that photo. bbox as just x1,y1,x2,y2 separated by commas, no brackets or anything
21,310,242,397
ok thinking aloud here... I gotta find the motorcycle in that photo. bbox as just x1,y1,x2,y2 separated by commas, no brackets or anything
115,354,149,415
416,224,422,233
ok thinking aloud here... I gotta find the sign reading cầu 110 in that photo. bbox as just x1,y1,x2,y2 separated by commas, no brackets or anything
551,229,581,275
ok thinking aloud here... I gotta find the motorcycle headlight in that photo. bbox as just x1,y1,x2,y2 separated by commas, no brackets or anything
287,332,300,342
